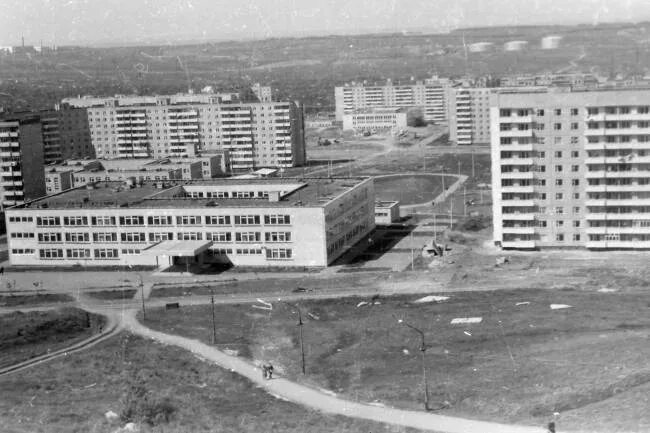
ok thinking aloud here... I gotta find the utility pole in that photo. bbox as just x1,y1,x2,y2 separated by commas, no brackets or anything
410,231,415,271
457,160,461,177
464,186,467,216
282,301,306,374
471,150,475,178
211,290,217,344
139,275,146,321
398,319,430,411
450,198,454,230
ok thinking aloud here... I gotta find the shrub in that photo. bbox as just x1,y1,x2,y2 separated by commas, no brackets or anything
120,369,176,426
459,215,490,232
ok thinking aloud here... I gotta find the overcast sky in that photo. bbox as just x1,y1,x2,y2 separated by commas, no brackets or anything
2,0,650,46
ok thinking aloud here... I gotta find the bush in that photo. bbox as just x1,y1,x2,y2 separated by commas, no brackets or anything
120,369,175,426
459,215,490,232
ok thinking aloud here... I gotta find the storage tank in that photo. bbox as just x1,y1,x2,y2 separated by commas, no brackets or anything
504,40,528,51
468,42,493,53
541,35,562,50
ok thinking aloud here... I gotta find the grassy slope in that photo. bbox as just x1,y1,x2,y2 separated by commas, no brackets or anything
0,308,104,368
0,332,420,433
144,289,650,432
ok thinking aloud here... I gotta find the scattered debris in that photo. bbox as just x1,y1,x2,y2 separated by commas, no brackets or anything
402,349,410,355
598,288,618,293
550,304,572,310
105,410,119,422
495,256,510,266
515,302,530,306
413,295,450,304
270,393,290,402
463,331,472,336
252,298,272,311
195,382,207,388
356,301,369,308
373,301,381,305
223,349,239,356
307,312,320,320
451,317,483,325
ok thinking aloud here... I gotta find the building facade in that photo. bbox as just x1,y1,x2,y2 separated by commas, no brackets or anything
491,88,650,249
0,116,46,211
335,76,454,123
63,94,305,171
342,108,407,132
6,177,375,268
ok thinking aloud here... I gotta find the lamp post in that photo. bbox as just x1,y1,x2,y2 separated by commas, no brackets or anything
194,279,217,344
137,273,146,321
397,318,430,410
281,301,306,375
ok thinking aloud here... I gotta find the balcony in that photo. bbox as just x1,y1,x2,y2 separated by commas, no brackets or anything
500,212,536,220
501,185,535,193
586,226,650,235
586,240,650,249
501,226,536,235
499,129,533,138
585,113,650,122
585,184,650,193
585,141,650,151
501,199,536,207
586,198,650,206
501,240,536,248
499,115,533,123
500,158,534,166
500,171,535,180
586,212,650,220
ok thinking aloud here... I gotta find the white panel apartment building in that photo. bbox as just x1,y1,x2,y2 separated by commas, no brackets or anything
449,87,548,146
335,77,454,124
5,177,375,268
63,94,305,172
491,88,650,249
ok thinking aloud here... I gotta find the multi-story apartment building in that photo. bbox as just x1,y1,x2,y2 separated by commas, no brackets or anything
39,110,62,164
491,88,650,249
251,83,273,102
449,87,548,145
335,76,454,124
0,115,46,211
57,103,94,160
5,177,375,268
499,73,599,89
63,94,305,171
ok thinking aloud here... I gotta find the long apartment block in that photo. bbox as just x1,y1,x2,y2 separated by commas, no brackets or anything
5,177,375,268
63,94,305,171
335,77,453,123
492,88,650,249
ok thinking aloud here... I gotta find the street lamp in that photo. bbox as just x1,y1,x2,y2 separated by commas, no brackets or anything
281,301,306,375
194,279,217,344
397,317,430,410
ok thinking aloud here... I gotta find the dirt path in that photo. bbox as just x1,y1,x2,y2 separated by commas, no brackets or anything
122,309,547,433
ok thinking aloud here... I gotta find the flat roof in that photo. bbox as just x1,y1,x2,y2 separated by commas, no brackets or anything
17,177,371,210
142,240,213,257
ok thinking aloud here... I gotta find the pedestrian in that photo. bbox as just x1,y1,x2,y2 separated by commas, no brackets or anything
261,364,268,379
0,267,4,275
547,422,556,433
267,363,274,379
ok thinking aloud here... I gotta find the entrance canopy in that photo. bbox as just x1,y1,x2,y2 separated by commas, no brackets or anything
142,240,213,257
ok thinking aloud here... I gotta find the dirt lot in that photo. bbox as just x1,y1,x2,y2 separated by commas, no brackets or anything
0,308,104,369
0,332,420,433
145,286,650,432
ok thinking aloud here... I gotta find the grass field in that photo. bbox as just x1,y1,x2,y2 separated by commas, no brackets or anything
85,289,137,301
0,332,420,433
144,288,650,432
0,293,74,307
0,308,104,369
374,174,456,205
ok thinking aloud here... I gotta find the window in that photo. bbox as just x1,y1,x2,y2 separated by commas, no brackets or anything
556,234,565,241
573,234,581,241
266,248,292,260
554,123,562,130
556,220,564,227
573,207,581,214
571,165,579,172
500,109,511,117
235,248,262,255
573,193,580,199
554,137,562,144
38,233,62,243
264,215,290,225
572,179,580,186
93,232,118,242
149,232,174,242
207,232,231,242
265,232,291,242
500,123,512,131
176,215,201,225
555,165,563,172
12,249,35,255
235,232,261,242
536,109,545,116
177,232,202,241
121,232,146,243
555,109,562,116
206,215,231,225
500,137,512,145
555,207,564,215
234,215,260,225
36,216,60,227
571,151,579,158
587,108,599,115
570,123,578,130
555,151,562,158
39,248,64,259
10,232,34,239
119,216,144,226
121,249,141,255
66,248,91,258
570,108,579,116
92,216,116,226
573,221,580,228
555,193,563,200
94,248,119,259
148,216,173,225
65,233,90,243
63,216,88,226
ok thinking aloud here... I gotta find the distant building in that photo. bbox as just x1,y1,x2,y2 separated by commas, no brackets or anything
374,201,400,225
5,177,375,268
342,107,408,132
500,73,599,88
448,86,548,146
0,115,46,210
335,76,455,124
62,94,305,171
504,40,528,52
251,83,273,102
541,35,562,50
468,42,493,53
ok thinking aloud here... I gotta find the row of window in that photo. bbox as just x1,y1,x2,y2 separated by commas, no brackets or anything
34,247,293,260
33,214,292,227
32,231,292,244
499,107,650,118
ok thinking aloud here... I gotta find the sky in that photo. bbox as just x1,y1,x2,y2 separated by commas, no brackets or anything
2,0,650,46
